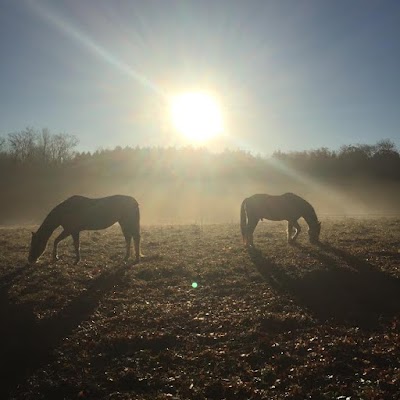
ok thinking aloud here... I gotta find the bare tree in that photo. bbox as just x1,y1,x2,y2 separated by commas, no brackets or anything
7,127,37,163
48,132,79,163
374,139,397,155
37,128,52,163
6,128,79,164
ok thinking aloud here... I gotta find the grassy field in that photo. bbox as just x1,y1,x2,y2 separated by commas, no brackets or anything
1,218,400,399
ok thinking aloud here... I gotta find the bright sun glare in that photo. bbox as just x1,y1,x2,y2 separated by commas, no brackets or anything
169,91,223,143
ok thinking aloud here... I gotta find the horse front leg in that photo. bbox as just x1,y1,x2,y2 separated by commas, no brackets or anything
287,221,294,243
72,232,81,264
288,220,301,243
52,230,70,262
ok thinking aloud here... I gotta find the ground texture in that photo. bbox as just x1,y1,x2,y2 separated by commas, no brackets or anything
0,218,400,399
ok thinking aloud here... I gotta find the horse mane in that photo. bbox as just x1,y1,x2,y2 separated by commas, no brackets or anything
281,192,317,225
35,198,68,238
302,199,319,227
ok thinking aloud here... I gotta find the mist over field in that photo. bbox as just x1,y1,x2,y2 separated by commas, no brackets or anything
20,178,398,225
2,176,400,226
0,130,399,225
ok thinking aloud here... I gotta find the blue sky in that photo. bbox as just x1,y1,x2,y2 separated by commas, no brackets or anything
0,0,399,154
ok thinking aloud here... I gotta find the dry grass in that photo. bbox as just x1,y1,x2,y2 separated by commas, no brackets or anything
1,218,400,399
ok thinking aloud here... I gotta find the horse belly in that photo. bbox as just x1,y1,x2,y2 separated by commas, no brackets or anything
261,210,300,222
84,214,118,230
61,212,117,232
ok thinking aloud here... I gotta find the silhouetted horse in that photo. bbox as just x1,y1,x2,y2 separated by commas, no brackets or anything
28,195,141,264
240,193,321,247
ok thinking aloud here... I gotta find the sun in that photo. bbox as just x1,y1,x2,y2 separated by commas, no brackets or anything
169,91,223,143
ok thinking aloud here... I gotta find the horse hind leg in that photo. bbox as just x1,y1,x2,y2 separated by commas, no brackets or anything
119,222,141,263
246,217,258,247
120,226,132,261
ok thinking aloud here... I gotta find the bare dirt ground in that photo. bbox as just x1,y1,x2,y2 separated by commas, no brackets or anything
0,218,400,399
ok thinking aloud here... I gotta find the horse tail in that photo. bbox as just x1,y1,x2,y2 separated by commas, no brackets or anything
240,198,248,244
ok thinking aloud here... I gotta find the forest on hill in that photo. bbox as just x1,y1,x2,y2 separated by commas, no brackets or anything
1,128,399,224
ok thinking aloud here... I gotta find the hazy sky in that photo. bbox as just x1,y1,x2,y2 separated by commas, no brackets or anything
1,0,399,154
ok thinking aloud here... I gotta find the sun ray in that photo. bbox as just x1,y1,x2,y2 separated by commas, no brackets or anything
29,2,162,96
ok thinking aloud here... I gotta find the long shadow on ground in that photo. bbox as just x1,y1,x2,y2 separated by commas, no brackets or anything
249,242,400,328
0,264,129,399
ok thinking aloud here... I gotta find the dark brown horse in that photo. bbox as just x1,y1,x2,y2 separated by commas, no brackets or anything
28,195,141,264
240,193,321,247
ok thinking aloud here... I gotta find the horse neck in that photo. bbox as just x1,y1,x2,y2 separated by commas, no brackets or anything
303,205,318,228
36,211,59,242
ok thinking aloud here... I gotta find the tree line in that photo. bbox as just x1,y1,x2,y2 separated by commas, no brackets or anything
1,128,398,180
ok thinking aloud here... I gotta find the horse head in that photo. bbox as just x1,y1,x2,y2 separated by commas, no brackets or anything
308,221,321,244
28,232,47,263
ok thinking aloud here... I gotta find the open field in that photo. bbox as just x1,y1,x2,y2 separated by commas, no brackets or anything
1,218,400,399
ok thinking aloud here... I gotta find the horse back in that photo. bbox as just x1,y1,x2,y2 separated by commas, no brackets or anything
53,195,139,231
246,193,311,221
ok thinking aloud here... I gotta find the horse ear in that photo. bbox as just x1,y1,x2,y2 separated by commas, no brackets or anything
318,221,321,227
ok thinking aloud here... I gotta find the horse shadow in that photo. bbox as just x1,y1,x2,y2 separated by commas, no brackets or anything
249,242,400,328
0,263,129,399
